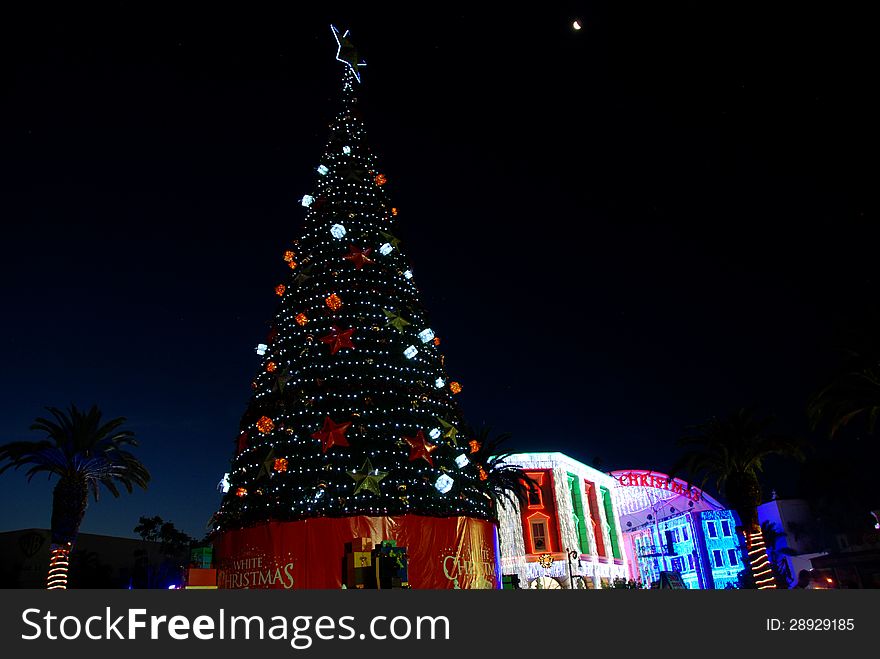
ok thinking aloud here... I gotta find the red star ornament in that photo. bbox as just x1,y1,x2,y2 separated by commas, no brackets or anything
311,416,352,453
404,430,437,466
320,326,355,354
343,245,374,269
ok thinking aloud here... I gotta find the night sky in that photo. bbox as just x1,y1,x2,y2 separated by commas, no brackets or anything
1,3,877,540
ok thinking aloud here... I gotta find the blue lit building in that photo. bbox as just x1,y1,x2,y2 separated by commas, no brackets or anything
494,455,746,589
611,469,746,589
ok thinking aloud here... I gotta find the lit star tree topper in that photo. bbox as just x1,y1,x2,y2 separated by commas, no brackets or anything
331,25,366,82
349,458,387,495
311,416,352,453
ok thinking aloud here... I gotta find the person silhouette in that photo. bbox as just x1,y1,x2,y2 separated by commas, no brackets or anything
793,569,812,589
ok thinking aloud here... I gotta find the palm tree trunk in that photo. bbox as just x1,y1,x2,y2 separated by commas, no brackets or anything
731,509,776,589
727,474,776,589
47,476,88,589
744,524,776,589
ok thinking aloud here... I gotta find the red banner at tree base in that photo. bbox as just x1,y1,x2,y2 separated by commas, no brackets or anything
213,515,500,589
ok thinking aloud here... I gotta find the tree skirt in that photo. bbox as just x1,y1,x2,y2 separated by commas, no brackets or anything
214,515,500,589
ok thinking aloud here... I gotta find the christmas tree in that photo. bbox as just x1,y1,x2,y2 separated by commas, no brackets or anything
211,26,505,589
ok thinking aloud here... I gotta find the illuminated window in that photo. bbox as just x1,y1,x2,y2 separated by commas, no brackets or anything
712,550,723,568
682,526,689,542
727,549,739,566
721,520,731,536
687,554,695,571
671,557,682,572
528,486,542,507
530,519,549,553
707,521,717,538
526,472,545,508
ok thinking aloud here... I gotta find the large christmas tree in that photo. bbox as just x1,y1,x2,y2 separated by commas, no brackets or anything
211,27,506,589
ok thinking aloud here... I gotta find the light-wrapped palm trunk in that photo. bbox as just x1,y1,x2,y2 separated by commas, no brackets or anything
727,474,776,589
47,542,72,589
745,527,775,589
47,476,88,589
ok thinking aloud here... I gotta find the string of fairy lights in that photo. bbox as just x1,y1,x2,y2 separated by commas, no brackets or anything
747,529,776,589
47,543,71,590
213,67,493,532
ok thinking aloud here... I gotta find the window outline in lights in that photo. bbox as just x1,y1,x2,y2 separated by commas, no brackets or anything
525,471,545,508
527,512,552,554
727,548,739,566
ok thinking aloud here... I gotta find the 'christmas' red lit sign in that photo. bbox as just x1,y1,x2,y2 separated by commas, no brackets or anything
611,470,702,503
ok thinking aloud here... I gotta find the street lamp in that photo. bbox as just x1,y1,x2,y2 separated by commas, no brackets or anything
566,548,579,589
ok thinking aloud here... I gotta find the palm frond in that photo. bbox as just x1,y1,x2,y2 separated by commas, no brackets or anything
1,404,151,497
672,408,804,507
809,344,880,438
468,428,533,511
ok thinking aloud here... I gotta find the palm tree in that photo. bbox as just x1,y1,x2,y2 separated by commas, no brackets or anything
808,342,880,439
0,405,150,589
670,409,804,589
467,429,533,512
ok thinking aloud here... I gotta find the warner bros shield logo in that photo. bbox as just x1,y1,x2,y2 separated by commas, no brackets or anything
19,532,45,558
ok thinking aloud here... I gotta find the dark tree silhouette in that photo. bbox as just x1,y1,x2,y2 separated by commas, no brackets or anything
809,337,880,439
133,516,194,588
671,409,804,589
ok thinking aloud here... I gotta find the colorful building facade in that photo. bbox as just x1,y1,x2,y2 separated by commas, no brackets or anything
610,469,745,588
497,453,629,588
496,455,748,589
